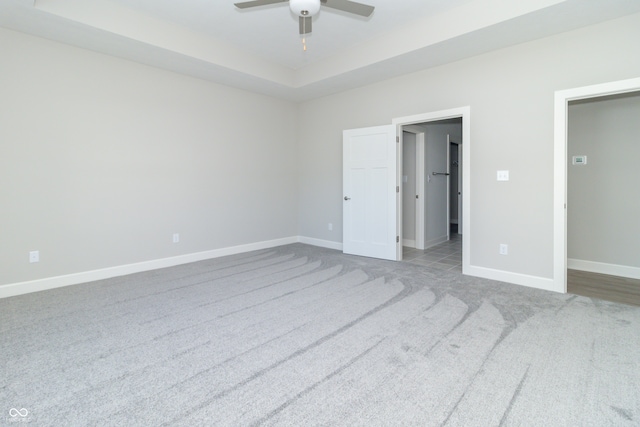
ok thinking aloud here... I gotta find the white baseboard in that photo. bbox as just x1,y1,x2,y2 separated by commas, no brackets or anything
402,239,416,248
464,265,560,293
1,235,572,299
568,259,640,280
297,236,343,251
0,236,298,299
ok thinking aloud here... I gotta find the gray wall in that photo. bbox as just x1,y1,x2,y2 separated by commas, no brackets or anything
297,13,640,279
0,28,298,287
568,92,640,268
3,12,640,290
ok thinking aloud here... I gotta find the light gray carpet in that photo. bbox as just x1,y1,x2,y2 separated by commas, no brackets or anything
1,243,639,426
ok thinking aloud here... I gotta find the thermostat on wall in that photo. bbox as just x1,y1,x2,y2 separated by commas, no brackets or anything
572,155,587,165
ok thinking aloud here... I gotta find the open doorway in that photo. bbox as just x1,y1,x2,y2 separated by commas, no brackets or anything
566,91,640,305
342,107,470,267
554,77,640,296
398,115,463,270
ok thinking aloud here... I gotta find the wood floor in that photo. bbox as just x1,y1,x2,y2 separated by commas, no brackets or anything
568,269,640,307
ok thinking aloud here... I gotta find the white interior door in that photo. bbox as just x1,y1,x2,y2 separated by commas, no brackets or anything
343,125,398,260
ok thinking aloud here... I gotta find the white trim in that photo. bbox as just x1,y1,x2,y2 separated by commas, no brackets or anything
397,127,403,261
298,236,343,251
392,108,468,126
402,239,416,248
402,125,426,250
415,133,425,250
457,143,462,234
0,237,298,299
554,77,640,294
465,265,557,293
568,259,640,280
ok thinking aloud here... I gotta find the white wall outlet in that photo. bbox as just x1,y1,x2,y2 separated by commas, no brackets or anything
328,223,333,231
29,250,40,263
499,244,508,255
497,170,509,181
172,233,180,243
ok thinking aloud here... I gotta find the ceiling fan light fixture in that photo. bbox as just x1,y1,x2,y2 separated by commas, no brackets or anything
290,0,320,17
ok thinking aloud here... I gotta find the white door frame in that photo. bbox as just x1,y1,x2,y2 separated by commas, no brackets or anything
457,142,462,234
393,106,471,273
553,77,640,293
403,125,426,249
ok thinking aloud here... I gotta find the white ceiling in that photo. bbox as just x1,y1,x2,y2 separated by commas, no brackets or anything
2,0,640,101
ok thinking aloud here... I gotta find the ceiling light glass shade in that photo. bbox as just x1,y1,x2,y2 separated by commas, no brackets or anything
290,0,320,17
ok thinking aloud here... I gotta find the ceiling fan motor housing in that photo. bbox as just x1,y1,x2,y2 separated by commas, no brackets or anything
290,0,321,17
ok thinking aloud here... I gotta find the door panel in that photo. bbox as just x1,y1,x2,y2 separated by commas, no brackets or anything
343,125,397,260
370,168,389,244
349,168,366,242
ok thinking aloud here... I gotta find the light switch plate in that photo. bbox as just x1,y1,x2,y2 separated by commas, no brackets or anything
497,170,509,181
572,155,587,165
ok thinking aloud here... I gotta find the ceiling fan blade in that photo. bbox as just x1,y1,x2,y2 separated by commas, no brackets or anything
299,16,312,34
321,0,374,17
234,0,288,9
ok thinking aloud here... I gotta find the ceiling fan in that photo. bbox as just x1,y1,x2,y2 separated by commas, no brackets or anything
234,0,375,35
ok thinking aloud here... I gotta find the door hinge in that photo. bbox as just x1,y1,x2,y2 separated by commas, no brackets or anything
396,136,399,143
396,236,400,243
396,186,399,193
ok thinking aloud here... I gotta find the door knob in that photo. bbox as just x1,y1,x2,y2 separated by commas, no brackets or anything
344,196,351,200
